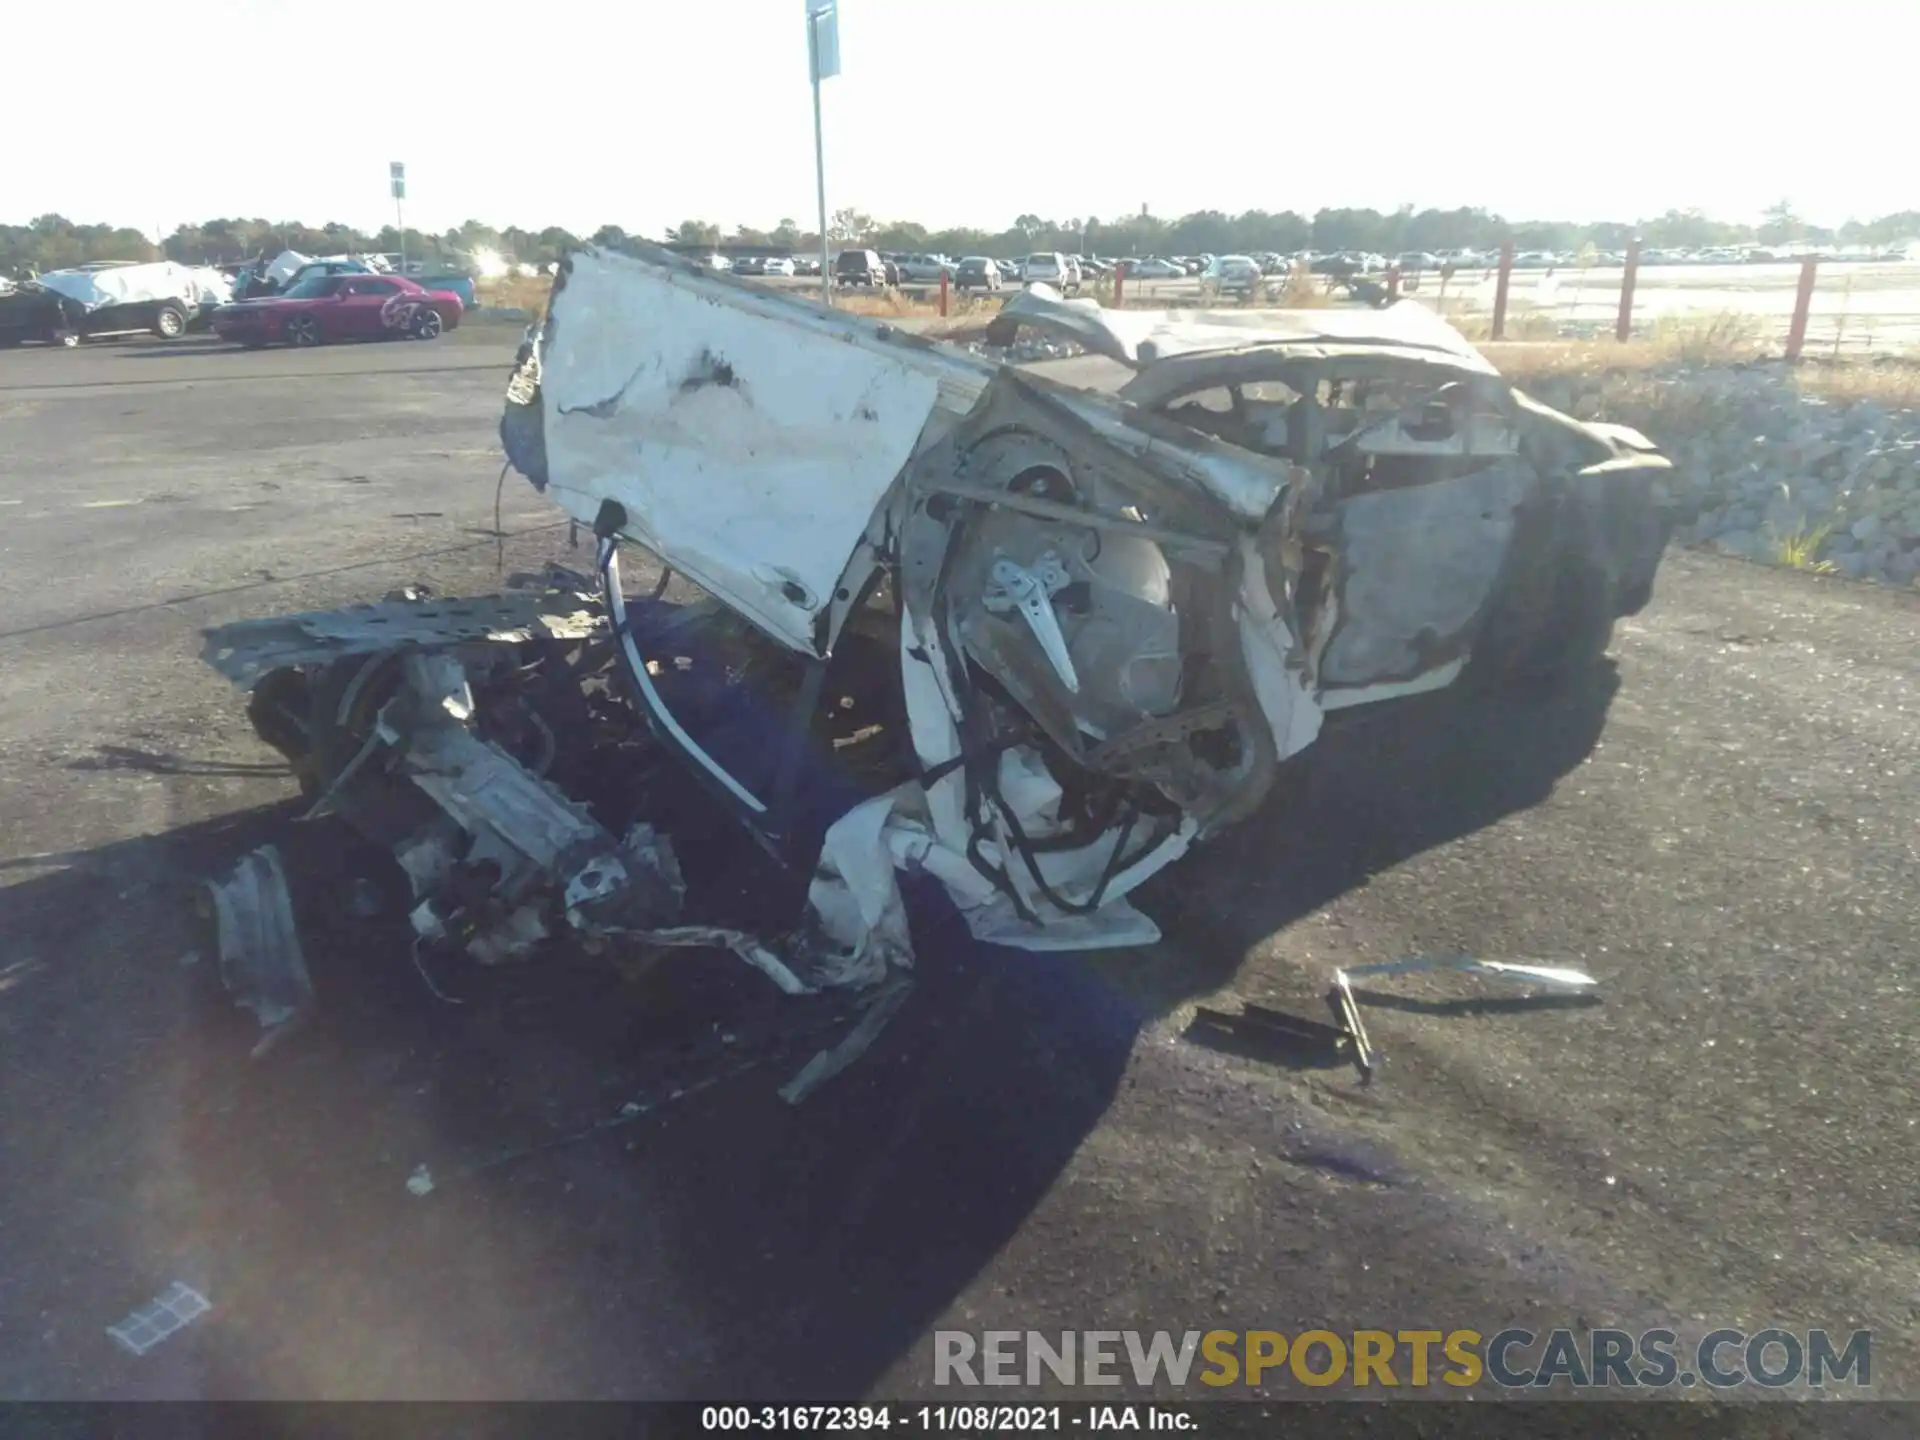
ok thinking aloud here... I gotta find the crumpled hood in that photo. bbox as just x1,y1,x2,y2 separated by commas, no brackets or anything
986,285,1499,372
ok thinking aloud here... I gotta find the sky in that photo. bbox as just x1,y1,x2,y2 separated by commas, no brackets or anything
8,0,1912,239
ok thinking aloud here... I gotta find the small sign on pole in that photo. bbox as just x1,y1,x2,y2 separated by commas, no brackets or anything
807,0,840,81
390,162,407,276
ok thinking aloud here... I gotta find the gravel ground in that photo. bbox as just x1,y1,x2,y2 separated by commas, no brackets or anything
0,336,1913,1425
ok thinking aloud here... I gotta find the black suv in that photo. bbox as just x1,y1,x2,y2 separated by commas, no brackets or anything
833,249,887,287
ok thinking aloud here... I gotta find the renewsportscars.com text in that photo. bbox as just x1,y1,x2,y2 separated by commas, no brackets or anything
933,1328,1872,1390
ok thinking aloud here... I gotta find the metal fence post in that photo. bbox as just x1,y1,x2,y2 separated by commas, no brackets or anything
1784,257,1819,360
1113,262,1125,308
1615,238,1641,342
938,270,948,317
1491,239,1514,341
1386,265,1401,302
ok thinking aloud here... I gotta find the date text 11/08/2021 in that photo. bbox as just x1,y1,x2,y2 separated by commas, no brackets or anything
701,1407,1187,1431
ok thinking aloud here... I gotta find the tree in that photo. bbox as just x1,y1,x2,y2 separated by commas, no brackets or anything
1758,199,1805,245
1640,208,1744,250
871,220,928,252
591,224,631,247
828,208,872,244
535,227,580,266
665,219,720,247
1,215,156,273
446,219,504,257
35,202,1920,284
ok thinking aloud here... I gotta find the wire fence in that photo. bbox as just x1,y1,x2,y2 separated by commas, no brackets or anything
1113,253,1920,358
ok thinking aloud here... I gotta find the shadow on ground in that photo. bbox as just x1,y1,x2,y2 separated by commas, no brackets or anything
0,799,1140,1399
0,662,1615,1400
1110,660,1621,1017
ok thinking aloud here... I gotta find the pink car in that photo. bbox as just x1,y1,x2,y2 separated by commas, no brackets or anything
212,272,464,348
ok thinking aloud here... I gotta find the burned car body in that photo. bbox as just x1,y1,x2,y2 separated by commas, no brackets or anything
202,241,1673,1040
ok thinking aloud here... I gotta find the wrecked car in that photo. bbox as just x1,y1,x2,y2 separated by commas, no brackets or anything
0,261,230,346
199,241,1673,1052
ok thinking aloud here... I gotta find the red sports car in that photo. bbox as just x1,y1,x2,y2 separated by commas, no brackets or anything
211,272,464,348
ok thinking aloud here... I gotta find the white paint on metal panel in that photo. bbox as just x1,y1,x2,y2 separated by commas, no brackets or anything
541,248,941,654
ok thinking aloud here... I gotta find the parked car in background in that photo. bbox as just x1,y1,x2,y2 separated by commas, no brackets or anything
953,256,1003,291
794,256,822,275
834,249,887,287
1020,253,1077,292
1395,251,1442,272
211,273,463,348
897,254,953,283
761,256,797,277
1127,257,1185,279
1199,254,1265,301
993,259,1020,281
734,256,766,276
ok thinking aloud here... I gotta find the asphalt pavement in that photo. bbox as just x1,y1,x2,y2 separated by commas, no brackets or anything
0,333,1914,1420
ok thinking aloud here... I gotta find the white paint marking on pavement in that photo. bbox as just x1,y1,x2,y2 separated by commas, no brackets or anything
77,499,142,509
107,1282,211,1356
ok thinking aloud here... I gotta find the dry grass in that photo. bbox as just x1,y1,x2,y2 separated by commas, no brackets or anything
1791,355,1920,408
1476,312,1920,421
831,288,1005,322
1479,312,1768,377
475,273,554,318
1771,521,1838,573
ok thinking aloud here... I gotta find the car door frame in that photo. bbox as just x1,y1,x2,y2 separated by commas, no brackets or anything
334,276,409,339
1118,349,1537,708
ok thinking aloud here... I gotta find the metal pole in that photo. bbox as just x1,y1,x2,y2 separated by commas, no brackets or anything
1615,237,1642,343
810,16,830,307
1784,256,1819,361
1491,238,1514,341
396,194,406,277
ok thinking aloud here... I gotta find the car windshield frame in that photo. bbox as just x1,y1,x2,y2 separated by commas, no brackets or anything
279,275,343,300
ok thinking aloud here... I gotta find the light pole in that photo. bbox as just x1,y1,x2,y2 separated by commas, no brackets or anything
805,0,840,306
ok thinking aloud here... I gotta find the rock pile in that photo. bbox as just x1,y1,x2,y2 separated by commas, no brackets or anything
1520,365,1920,587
